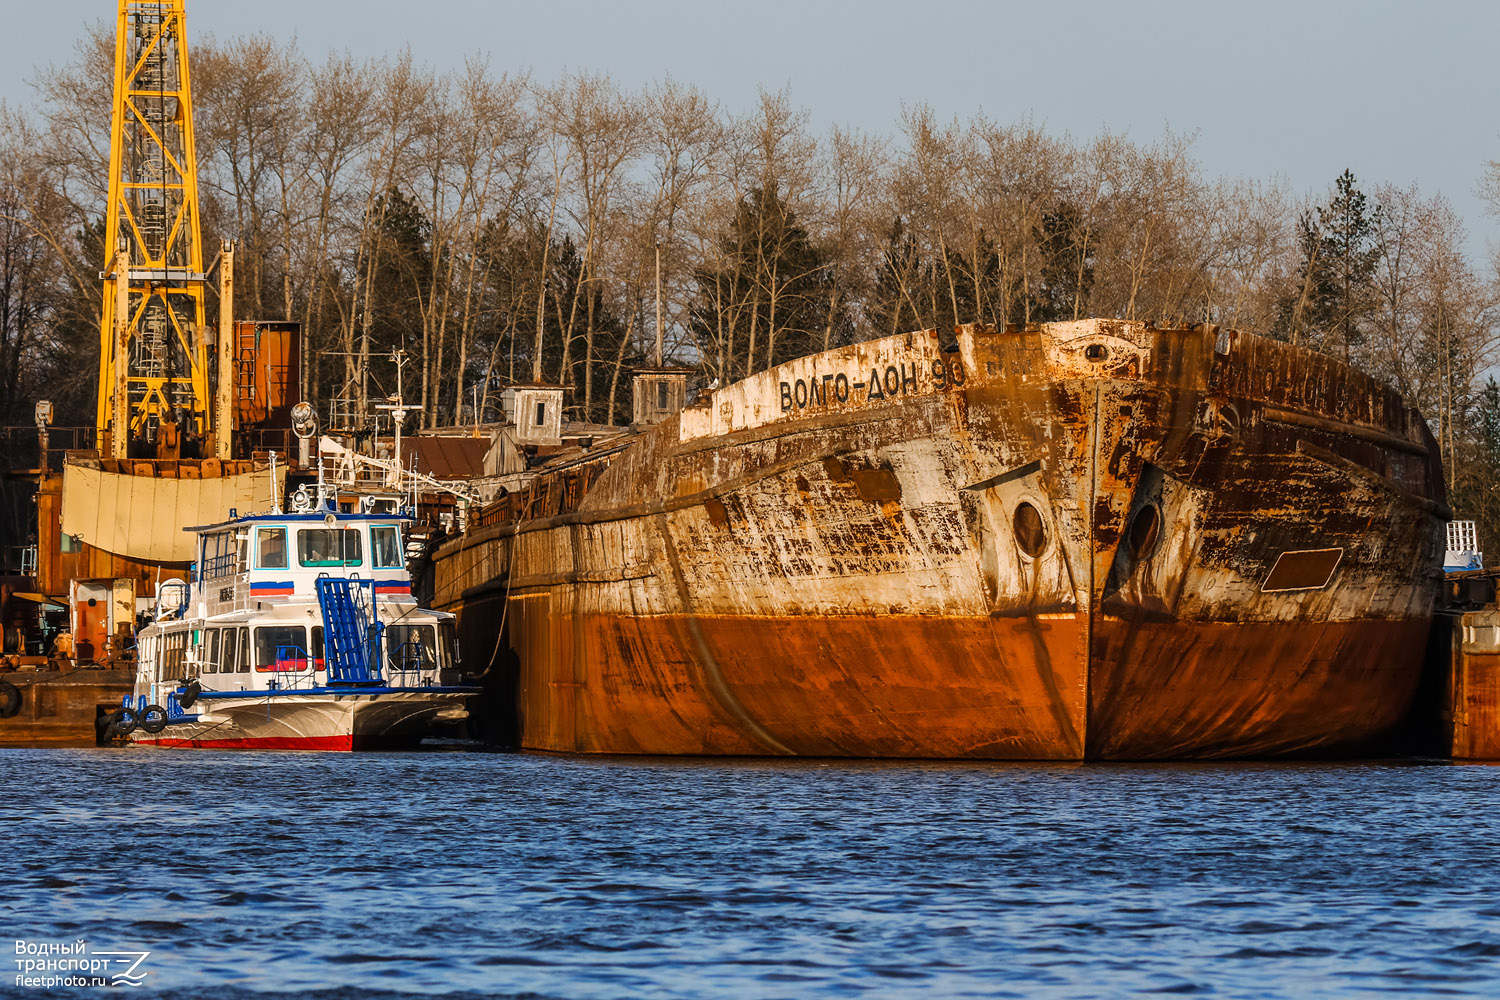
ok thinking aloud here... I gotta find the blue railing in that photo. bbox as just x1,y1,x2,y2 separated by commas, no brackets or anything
315,578,383,685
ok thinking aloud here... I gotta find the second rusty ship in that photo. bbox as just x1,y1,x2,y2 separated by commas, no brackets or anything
431,319,1447,759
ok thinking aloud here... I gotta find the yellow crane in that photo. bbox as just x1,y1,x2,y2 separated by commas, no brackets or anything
96,0,212,460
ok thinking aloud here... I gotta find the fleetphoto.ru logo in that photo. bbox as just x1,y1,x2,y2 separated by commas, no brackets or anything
14,940,150,989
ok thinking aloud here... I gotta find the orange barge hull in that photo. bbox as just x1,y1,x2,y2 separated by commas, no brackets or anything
435,320,1446,759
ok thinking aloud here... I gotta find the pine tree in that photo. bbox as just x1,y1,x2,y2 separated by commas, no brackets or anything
1281,170,1381,360
689,187,841,380
1034,202,1093,322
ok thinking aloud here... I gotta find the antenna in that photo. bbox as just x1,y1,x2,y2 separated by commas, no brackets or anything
373,349,411,487
267,451,281,513
654,241,664,368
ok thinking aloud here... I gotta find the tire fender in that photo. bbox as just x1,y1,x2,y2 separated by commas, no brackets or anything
0,680,21,719
108,707,138,736
140,705,168,735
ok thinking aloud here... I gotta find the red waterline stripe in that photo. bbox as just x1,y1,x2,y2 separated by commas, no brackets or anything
136,734,352,751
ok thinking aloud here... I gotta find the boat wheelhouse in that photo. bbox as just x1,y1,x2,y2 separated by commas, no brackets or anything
115,501,475,750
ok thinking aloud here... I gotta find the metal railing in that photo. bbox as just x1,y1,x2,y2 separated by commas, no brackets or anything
0,426,97,473
203,573,258,617
3,545,38,577
384,640,430,688
269,645,323,690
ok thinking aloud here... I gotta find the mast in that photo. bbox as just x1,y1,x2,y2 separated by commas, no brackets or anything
654,241,664,367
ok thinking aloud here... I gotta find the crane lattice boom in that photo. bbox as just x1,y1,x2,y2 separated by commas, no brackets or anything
97,0,209,460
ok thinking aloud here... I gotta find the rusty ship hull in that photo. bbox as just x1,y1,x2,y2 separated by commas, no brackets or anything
433,320,1446,759
0,668,135,746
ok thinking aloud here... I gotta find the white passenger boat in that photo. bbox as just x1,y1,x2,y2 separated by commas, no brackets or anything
110,492,475,751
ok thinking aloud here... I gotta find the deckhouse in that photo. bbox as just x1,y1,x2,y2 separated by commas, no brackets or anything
115,498,470,750
130,505,459,712
194,509,415,611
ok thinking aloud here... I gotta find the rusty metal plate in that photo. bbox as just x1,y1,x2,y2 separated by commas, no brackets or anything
1261,548,1344,592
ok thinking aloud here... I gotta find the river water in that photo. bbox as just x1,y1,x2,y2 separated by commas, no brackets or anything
3,748,1499,998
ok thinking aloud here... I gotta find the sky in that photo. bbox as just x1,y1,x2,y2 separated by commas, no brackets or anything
6,0,1499,258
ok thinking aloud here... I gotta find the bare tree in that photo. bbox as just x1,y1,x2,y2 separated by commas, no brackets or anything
444,61,534,425
605,79,720,416
820,124,885,347
194,33,304,316
538,73,643,416
298,51,379,403
348,50,434,420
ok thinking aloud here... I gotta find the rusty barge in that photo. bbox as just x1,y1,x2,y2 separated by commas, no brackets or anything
431,319,1447,759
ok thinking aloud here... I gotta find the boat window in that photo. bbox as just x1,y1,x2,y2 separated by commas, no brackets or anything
256,527,289,569
160,630,189,681
254,625,311,671
371,525,403,569
298,528,363,568
203,628,220,673
311,626,325,671
204,531,240,579
440,621,457,671
385,624,437,673
160,632,174,681
1013,502,1048,558
226,629,250,677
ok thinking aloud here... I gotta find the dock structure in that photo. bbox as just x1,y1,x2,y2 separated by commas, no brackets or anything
1426,530,1500,760
0,668,135,747
1421,524,1500,760
1446,608,1500,759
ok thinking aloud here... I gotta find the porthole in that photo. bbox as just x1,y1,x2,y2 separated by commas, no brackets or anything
1013,502,1047,558
1084,343,1109,361
1128,505,1161,560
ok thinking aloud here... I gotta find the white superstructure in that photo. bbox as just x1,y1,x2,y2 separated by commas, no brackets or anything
111,498,474,750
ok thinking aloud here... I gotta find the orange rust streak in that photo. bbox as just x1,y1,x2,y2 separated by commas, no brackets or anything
504,610,1430,760
524,613,1089,758
1088,617,1429,758
1449,651,1500,760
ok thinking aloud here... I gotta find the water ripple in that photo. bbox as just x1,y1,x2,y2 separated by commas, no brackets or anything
1,751,1499,998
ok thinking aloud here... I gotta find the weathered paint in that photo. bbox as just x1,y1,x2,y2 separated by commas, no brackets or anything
0,668,133,746
434,320,1447,759
61,461,281,564
1444,609,1500,760
34,458,269,604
